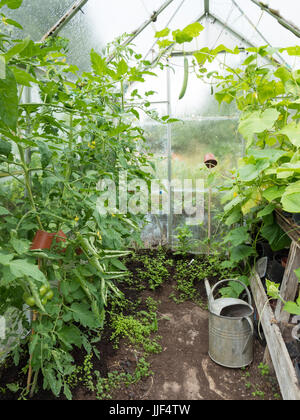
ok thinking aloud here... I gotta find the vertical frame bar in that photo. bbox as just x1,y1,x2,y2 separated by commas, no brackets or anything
166,65,173,247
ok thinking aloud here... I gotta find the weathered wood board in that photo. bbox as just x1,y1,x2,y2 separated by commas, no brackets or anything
250,271,300,400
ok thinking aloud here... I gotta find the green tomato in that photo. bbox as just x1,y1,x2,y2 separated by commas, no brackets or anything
45,290,54,301
25,297,36,308
42,297,48,306
39,285,48,297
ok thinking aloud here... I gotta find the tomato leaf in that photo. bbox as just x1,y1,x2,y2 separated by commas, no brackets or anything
0,65,18,129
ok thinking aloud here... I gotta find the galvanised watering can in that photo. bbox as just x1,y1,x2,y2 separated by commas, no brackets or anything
205,279,254,368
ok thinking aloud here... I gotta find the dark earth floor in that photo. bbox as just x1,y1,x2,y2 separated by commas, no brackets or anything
0,252,282,401
87,282,281,401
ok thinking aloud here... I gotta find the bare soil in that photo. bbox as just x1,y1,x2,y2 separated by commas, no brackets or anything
0,251,282,401
85,282,281,401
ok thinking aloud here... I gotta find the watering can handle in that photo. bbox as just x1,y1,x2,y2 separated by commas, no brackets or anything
209,279,252,307
242,317,254,354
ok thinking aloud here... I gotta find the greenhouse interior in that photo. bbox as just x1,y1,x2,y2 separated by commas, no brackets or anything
0,0,299,403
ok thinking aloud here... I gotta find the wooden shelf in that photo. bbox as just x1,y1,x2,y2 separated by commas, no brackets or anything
250,271,300,400
249,210,300,400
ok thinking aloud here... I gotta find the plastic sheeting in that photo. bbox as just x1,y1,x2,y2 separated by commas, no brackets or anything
2,0,299,248
3,0,299,70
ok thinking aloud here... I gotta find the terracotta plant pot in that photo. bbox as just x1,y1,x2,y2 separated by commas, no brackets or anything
54,230,67,253
55,230,67,243
31,231,55,250
204,153,218,168
281,256,288,268
31,230,67,251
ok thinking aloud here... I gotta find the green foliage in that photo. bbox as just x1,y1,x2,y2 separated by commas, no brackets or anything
110,298,161,354
174,224,194,256
0,6,165,399
170,255,233,304
155,22,204,47
258,363,270,377
134,248,173,290
186,42,300,270
66,353,153,400
157,26,299,296
266,276,300,316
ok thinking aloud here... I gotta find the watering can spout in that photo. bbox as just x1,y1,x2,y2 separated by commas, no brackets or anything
205,278,212,303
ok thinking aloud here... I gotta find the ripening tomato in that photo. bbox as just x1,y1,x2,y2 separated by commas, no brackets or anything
25,297,36,307
39,285,48,297
45,290,54,301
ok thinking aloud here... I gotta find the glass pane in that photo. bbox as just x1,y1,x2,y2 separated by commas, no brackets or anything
171,119,243,252
171,119,242,181
3,0,76,40
210,0,299,67
155,0,204,32
139,102,169,246
85,0,149,46
127,66,168,108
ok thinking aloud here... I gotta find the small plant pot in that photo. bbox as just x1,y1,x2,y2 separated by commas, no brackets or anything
30,231,55,250
274,249,289,267
281,257,288,268
54,230,67,253
31,230,67,252
204,153,218,168
55,230,67,243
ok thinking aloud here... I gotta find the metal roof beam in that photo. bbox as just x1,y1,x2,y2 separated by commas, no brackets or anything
41,0,89,42
170,47,246,57
249,0,300,38
108,0,176,62
204,0,210,15
231,0,288,67
143,0,187,61
210,14,256,48
210,14,281,66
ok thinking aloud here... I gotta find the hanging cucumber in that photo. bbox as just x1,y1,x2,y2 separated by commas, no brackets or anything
179,57,189,100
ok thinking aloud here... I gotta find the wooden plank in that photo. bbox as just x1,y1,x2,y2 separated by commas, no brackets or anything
250,271,300,400
275,242,300,324
275,210,300,249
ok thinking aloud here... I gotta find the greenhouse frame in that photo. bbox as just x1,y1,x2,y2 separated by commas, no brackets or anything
0,0,299,403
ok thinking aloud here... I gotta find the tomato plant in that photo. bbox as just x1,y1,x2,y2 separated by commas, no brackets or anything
0,3,168,399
